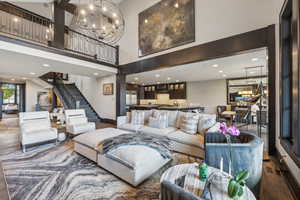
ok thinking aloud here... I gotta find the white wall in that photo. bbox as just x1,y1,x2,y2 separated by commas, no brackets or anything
118,0,284,65
94,75,117,120
187,79,227,113
25,80,48,112
68,75,98,107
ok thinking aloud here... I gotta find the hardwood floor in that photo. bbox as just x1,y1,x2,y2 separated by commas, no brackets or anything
0,117,296,200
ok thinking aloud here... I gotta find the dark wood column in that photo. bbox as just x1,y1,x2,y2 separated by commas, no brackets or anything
51,1,65,49
116,71,126,117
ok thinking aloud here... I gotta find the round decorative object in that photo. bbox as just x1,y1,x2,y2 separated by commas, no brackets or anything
70,0,125,44
58,132,66,142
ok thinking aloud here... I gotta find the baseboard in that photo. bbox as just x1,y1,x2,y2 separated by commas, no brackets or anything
102,118,117,124
276,149,300,199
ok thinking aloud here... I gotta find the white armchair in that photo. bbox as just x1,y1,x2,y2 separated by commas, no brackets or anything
19,111,58,152
65,109,96,136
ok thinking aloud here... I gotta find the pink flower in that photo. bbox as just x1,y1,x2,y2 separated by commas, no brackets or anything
227,125,240,136
219,123,240,136
219,122,228,135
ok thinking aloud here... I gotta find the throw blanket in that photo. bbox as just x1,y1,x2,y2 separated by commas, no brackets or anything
97,133,172,159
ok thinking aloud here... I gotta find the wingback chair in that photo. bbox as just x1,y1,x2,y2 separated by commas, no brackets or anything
19,111,58,152
65,109,96,136
204,132,263,198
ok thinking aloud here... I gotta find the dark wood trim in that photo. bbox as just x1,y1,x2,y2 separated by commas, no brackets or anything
101,118,117,125
116,71,126,117
267,24,276,155
52,1,65,49
275,148,300,199
0,34,118,68
279,0,300,167
119,25,276,156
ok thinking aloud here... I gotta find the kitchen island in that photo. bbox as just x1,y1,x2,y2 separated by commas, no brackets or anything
128,105,205,113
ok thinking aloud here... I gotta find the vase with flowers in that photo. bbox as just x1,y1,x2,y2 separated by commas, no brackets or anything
219,122,250,199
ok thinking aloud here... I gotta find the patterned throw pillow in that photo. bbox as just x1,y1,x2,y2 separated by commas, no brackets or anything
180,115,200,134
148,112,168,129
198,114,217,135
131,110,145,125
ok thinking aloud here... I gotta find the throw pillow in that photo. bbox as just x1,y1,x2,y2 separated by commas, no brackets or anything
131,110,145,125
180,115,200,134
198,114,217,135
149,112,168,129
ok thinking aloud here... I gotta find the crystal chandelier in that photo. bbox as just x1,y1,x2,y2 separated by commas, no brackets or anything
70,0,125,44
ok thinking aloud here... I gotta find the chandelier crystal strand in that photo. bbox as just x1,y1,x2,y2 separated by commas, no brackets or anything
70,0,125,44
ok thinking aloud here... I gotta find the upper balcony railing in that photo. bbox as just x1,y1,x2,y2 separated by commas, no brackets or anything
0,2,118,66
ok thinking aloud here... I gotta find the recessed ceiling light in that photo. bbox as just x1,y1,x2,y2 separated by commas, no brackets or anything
134,77,139,80
43,63,50,67
92,24,96,28
22,77,27,80
212,64,218,68
222,74,227,77
144,19,148,24
102,6,107,12
115,20,120,25
176,80,179,82
80,9,86,15
89,4,94,10
157,82,161,84
94,72,99,76
167,77,171,80
252,58,259,62
219,70,223,73
11,78,15,81
112,13,117,18
155,74,160,78
174,3,179,8
30,72,36,75
13,17,19,23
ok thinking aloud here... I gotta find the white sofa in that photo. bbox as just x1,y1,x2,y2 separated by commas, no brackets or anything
65,109,96,136
19,111,58,152
117,110,219,157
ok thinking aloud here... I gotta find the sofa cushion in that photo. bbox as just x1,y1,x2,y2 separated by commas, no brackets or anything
168,130,204,148
107,145,164,169
118,123,143,132
207,122,221,133
153,110,178,127
149,111,168,129
21,119,51,133
67,122,96,135
22,128,57,145
180,115,200,134
176,112,200,129
197,114,216,134
68,116,88,125
131,110,145,125
140,126,177,136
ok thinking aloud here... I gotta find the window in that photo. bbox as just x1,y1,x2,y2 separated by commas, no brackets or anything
1,84,17,104
280,0,300,167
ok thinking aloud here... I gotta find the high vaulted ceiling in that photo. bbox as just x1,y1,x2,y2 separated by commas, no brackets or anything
127,49,268,85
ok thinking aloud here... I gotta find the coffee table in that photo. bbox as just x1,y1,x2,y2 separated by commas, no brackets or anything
160,163,256,200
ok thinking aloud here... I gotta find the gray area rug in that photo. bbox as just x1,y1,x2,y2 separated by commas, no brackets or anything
0,144,202,200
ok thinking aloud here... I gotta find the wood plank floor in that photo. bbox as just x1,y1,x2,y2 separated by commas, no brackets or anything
0,117,296,200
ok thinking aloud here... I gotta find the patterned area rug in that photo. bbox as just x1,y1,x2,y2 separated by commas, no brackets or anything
0,144,202,200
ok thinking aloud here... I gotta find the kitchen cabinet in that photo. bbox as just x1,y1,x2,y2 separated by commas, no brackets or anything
169,82,186,99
